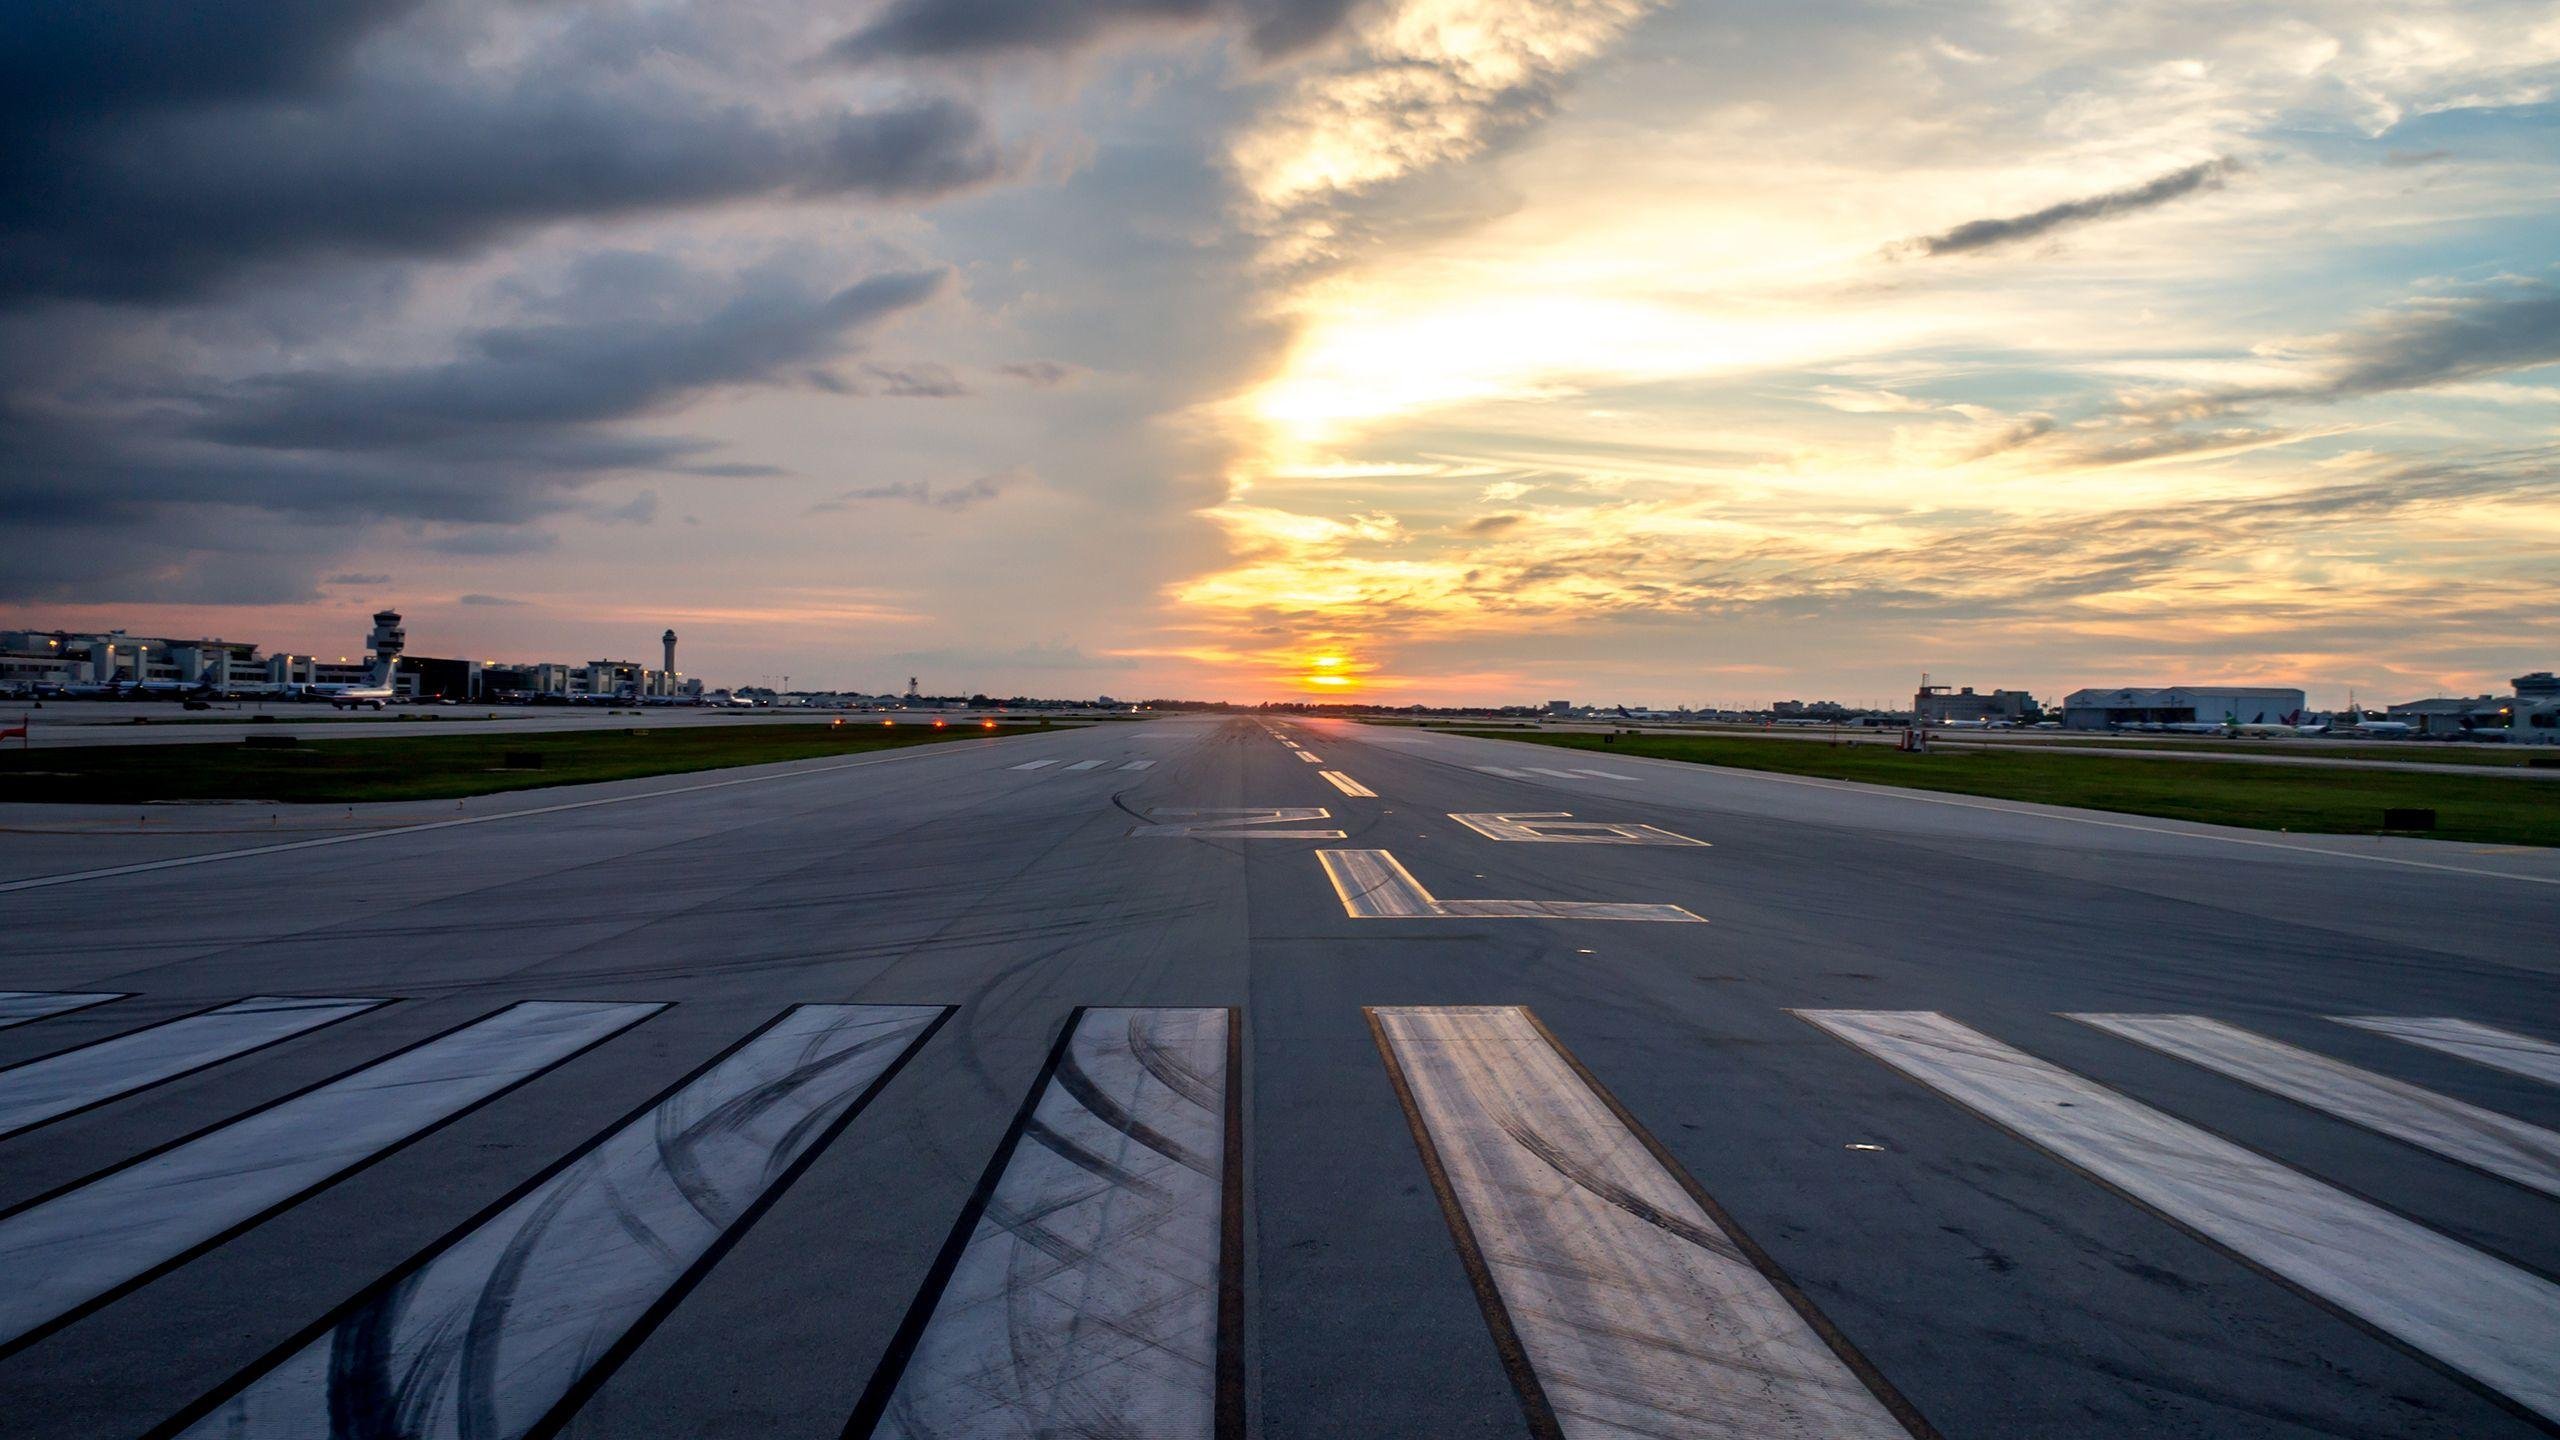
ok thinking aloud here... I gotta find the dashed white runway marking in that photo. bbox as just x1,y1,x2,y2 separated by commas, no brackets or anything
1372,1006,1912,1440
856,1008,1233,1439
1449,812,1706,847
0,995,385,1139
1121,760,1157,771
1064,759,1106,771
1472,766,1534,779
1318,850,1704,922
1280,740,1300,749
1803,1009,2560,1424
2337,1017,2560,1087
1010,759,1059,771
173,1005,943,1440
0,1000,661,1352
1568,769,1637,780
1318,771,1376,797
1524,767,1605,780
0,991,126,1030
2076,1014,2560,1198
1131,808,1346,840
1296,751,1324,763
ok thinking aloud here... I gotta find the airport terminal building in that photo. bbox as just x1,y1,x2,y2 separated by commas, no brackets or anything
2061,686,2307,730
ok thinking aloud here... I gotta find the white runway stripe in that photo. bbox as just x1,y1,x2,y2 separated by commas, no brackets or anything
0,995,384,1139
2075,1014,2560,1198
1065,759,1106,771
1121,760,1157,771
0,1000,659,1352
1320,850,1704,922
857,1008,1233,1440
1450,812,1706,847
1372,1007,1911,1440
173,1005,943,1440
1318,770,1376,797
1130,808,1344,840
0,991,126,1030
1571,769,1637,780
1297,751,1324,763
1524,767,1596,780
2338,1017,2560,1087
1009,759,1059,771
1472,765,1533,779
1804,1010,2560,1424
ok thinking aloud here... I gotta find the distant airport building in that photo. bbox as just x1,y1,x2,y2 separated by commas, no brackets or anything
1915,685,2034,724
2387,671,2560,742
2062,686,2306,730
1546,699,1573,715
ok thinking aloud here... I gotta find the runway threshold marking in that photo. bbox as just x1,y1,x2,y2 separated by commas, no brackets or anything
0,1000,661,1355
0,991,128,1030
1011,759,1060,770
1802,1009,2560,1424
1318,771,1376,797
1065,759,1107,771
1472,765,1534,779
851,1008,1238,1440
0,741,1009,895
0,994,385,1140
1449,812,1707,847
1131,808,1346,840
1370,1006,1920,1440
166,1005,945,1440
2074,1014,2560,1198
2335,1017,2560,1087
1317,850,1704,922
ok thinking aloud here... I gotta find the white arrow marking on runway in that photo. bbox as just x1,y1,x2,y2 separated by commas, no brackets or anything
1318,771,1376,797
1120,760,1157,771
1130,808,1346,840
173,1005,943,1440
2334,1017,2560,1087
1065,759,1106,771
1011,759,1060,770
0,991,127,1030
1318,850,1704,922
2075,1014,2560,1198
0,1000,661,1352
857,1008,1232,1439
1448,812,1707,847
1372,1007,1913,1439
0,995,385,1139
1803,1009,2560,1424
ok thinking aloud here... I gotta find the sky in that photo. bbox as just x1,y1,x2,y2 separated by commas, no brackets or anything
3,0,2555,707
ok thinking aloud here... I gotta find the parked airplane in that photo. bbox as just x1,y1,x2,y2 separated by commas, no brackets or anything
293,656,401,710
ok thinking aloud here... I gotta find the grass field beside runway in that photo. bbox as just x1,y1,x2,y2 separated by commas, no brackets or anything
0,721,1053,805
1388,719,2550,769
1451,730,2560,847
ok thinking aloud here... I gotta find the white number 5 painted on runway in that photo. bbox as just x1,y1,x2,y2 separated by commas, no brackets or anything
1131,807,1347,839
1449,812,1707,847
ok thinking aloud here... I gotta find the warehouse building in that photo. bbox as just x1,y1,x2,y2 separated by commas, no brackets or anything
2061,685,2306,730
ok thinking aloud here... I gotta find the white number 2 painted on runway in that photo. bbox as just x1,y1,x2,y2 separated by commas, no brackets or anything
1448,812,1707,847
1131,807,1347,840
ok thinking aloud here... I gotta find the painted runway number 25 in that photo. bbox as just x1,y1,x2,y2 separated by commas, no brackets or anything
1449,812,1707,847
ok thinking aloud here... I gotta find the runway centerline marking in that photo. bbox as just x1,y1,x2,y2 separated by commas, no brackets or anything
1131,808,1346,840
167,1005,945,1440
1010,759,1060,770
1317,850,1704,922
1802,1009,2560,1424
1296,751,1324,763
2074,1013,2560,1198
1064,759,1107,771
1471,765,1534,779
0,739,1010,895
0,991,128,1030
2336,1017,2560,1087
1449,812,1707,847
0,994,385,1140
1121,760,1157,771
1372,1006,1917,1439
851,1008,1238,1439
1318,771,1376,797
0,1000,662,1355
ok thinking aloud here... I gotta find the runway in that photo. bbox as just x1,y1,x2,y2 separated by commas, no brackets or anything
1,715,2554,1438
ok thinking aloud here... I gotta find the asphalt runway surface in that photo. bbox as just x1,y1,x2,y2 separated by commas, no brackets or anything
1,715,2555,1439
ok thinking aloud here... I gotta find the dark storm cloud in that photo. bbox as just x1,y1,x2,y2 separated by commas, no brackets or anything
205,268,948,451
0,90,999,305
1899,159,2236,257
836,0,1360,63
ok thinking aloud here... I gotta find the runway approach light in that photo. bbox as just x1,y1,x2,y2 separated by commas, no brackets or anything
933,718,947,729
881,719,894,727
982,719,997,730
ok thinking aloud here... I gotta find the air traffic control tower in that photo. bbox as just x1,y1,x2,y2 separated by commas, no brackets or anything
367,609,406,672
663,629,677,674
